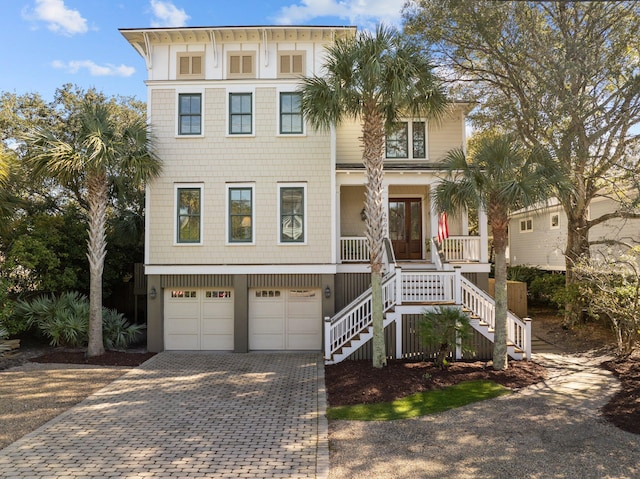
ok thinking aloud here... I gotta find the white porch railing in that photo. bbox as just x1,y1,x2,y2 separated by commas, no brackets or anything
460,276,532,358
340,237,370,262
440,236,481,262
400,271,456,303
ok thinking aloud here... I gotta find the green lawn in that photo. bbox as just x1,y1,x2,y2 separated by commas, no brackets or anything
327,380,511,421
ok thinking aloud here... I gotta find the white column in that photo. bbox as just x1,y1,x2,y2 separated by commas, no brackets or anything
382,182,390,237
429,183,440,264
331,124,338,264
478,204,489,263
461,207,469,235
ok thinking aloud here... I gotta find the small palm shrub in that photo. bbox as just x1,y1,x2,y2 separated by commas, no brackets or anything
418,306,474,370
102,308,145,350
0,322,10,353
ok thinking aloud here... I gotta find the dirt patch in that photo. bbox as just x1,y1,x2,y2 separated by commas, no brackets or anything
602,351,640,435
31,349,156,367
325,359,547,407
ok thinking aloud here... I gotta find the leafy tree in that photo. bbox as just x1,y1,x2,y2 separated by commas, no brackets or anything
23,97,161,357
299,25,447,368
574,249,640,357
404,0,640,326
433,134,559,369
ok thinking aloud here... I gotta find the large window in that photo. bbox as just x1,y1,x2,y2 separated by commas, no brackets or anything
280,93,303,134
229,93,253,135
176,186,202,243
228,186,254,243
412,121,426,158
279,185,305,243
385,123,408,158
178,94,202,135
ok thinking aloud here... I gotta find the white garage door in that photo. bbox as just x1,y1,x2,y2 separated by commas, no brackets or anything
164,289,234,350
249,289,322,350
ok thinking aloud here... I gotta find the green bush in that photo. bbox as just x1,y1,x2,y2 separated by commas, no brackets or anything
14,292,142,350
0,278,22,336
418,306,474,369
530,273,566,306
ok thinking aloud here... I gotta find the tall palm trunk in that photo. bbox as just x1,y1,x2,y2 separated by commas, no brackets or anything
86,171,108,357
362,105,387,368
491,212,509,370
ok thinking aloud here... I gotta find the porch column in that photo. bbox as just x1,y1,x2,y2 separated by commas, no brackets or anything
335,184,341,264
478,204,489,263
429,185,439,263
461,208,469,235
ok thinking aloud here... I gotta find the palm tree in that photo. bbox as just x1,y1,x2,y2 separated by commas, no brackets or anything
24,99,161,357
434,134,559,370
299,25,447,367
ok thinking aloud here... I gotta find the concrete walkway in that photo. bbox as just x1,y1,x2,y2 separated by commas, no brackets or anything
0,352,328,479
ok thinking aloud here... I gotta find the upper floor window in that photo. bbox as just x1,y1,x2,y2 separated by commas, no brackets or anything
228,52,255,78
229,93,253,135
176,186,202,244
177,53,204,79
280,93,303,134
178,93,202,135
386,121,427,159
278,52,305,77
279,185,306,243
520,218,533,233
228,185,254,243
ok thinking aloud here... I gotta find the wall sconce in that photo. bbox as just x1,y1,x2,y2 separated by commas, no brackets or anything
324,286,331,299
149,286,157,300
360,208,367,221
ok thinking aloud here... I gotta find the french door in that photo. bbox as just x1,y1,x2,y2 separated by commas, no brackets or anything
389,199,422,260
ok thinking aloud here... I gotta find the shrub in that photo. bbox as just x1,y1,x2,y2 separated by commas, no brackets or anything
102,308,145,350
418,306,474,369
530,273,566,306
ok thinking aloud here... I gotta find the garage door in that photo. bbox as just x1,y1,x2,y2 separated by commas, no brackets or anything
249,289,322,350
164,289,234,350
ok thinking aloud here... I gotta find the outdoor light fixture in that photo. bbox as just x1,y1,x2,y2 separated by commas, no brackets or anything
324,286,331,298
150,286,157,300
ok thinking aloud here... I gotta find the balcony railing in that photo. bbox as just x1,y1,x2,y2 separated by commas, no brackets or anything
340,237,370,262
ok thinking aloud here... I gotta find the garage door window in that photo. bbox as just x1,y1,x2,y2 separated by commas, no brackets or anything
255,290,281,298
206,291,232,298
171,290,197,298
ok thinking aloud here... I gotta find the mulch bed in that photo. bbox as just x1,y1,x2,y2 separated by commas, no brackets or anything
325,358,547,407
602,353,640,435
31,350,156,367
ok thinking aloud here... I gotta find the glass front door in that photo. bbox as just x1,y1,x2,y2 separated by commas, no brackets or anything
389,199,422,260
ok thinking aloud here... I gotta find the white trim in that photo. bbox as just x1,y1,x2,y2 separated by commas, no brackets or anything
276,89,306,137
174,183,204,246
175,88,205,138
384,119,429,161
146,264,338,275
519,217,533,233
550,213,560,230
226,182,256,245
226,87,256,137
277,182,307,245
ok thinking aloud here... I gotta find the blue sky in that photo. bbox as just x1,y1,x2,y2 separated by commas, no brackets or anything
0,0,406,102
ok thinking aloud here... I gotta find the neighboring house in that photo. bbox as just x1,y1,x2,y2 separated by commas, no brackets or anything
509,197,640,271
121,25,530,362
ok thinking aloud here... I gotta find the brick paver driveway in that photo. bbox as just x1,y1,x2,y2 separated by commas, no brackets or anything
0,352,328,478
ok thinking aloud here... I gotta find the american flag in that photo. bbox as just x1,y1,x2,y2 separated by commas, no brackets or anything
437,212,449,244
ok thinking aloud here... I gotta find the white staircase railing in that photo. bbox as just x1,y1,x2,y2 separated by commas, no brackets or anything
460,276,531,358
400,271,456,303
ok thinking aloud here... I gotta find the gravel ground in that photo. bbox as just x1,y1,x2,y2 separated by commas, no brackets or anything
328,391,640,479
0,362,131,450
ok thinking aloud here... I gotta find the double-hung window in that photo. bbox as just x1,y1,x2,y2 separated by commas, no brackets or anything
386,123,409,158
520,218,533,233
176,186,202,244
412,121,426,158
178,94,202,135
280,93,303,134
228,186,254,243
229,93,252,135
279,185,305,243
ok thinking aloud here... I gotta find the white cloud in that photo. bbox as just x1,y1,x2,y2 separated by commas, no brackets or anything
52,60,136,77
150,0,189,28
274,0,405,28
26,0,88,36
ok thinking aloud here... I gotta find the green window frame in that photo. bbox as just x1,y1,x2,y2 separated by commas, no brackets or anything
229,93,252,134
412,121,426,158
178,94,202,135
229,187,253,243
280,186,305,243
177,187,201,243
385,122,408,158
280,93,303,134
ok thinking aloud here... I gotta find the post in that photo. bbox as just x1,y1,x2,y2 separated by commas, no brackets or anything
324,316,332,361
395,267,403,305
524,317,532,360
453,266,462,305
395,314,403,359
478,205,489,263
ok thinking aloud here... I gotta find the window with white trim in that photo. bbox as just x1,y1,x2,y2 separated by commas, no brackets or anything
228,185,254,243
177,53,204,79
178,93,202,135
229,93,253,135
519,218,533,233
280,93,303,134
386,121,427,159
550,213,560,229
228,52,255,78
279,184,306,243
176,185,202,244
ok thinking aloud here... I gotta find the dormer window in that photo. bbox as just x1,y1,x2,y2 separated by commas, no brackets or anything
278,52,305,77
228,52,255,78
177,53,204,79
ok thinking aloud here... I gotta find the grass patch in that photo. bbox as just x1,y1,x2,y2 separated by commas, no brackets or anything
327,380,511,421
